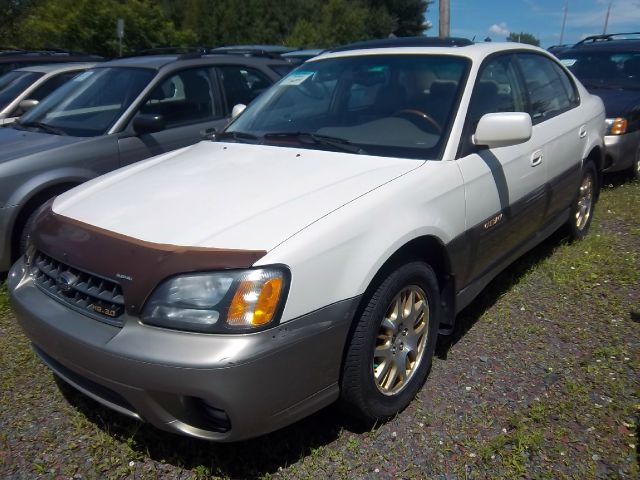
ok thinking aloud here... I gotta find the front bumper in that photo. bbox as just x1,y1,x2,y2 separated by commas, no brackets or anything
604,130,640,172
8,259,359,441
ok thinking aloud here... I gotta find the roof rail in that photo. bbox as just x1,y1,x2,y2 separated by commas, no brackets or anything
329,36,473,53
208,45,299,59
576,32,640,45
135,46,208,57
0,48,102,58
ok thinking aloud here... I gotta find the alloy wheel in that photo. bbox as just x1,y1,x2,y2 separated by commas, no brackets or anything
373,286,429,395
575,172,594,231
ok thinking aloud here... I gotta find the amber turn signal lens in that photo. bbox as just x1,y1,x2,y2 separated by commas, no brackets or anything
253,277,283,325
610,118,628,135
227,270,284,327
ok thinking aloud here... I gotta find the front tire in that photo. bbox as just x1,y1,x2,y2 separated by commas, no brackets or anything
340,262,440,422
567,160,597,241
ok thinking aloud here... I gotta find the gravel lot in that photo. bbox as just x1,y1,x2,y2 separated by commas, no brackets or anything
1,177,638,479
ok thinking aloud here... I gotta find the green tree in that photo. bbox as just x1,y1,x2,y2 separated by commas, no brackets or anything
507,31,540,47
9,0,195,57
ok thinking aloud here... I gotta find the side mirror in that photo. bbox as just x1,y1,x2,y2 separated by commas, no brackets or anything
231,104,246,119
18,99,39,114
133,114,165,135
472,112,532,149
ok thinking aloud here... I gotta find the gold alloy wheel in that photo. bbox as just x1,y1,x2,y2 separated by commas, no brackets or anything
575,172,594,231
373,286,429,395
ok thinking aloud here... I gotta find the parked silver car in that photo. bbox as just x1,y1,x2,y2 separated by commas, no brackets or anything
0,63,95,125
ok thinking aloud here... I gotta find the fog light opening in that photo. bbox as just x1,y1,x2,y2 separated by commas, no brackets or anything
200,400,231,433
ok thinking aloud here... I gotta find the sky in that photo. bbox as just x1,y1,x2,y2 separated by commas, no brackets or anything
425,0,640,47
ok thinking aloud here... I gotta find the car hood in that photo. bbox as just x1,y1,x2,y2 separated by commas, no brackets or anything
53,141,423,251
584,85,640,118
0,125,86,162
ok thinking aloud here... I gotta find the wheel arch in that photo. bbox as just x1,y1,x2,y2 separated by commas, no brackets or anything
9,180,84,262
347,234,458,343
584,145,604,199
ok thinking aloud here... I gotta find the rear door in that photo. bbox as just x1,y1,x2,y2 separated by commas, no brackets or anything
118,66,227,166
455,53,548,286
515,53,584,219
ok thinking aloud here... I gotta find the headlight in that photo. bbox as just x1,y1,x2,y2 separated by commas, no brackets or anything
605,117,628,135
141,267,288,333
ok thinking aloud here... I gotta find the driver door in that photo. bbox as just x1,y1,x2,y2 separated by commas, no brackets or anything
118,67,227,166
455,54,548,287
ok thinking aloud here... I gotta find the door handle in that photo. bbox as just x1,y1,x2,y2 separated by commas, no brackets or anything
579,125,587,139
531,149,543,167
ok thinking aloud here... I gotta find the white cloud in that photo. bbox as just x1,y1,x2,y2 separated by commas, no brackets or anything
489,22,510,37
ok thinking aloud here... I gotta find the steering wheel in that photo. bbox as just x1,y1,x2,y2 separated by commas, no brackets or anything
392,109,442,134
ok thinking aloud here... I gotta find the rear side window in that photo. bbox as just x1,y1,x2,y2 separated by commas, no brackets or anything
517,53,576,123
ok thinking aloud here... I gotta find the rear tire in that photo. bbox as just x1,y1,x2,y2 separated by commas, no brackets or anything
631,146,640,181
567,160,597,241
340,262,440,422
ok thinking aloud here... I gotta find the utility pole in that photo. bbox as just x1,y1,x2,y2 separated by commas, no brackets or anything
559,0,569,45
439,0,450,38
603,0,612,35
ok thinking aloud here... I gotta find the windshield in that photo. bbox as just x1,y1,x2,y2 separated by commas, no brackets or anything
17,67,155,136
226,54,470,160
0,70,43,110
559,50,640,89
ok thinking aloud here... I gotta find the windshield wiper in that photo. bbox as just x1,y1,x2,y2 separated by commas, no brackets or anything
263,132,366,155
17,121,67,136
214,131,260,143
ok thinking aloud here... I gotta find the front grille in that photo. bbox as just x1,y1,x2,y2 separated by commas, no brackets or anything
33,251,125,327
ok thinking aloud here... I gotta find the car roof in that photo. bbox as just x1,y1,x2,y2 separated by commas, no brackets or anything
13,62,97,73
313,40,546,63
101,53,291,70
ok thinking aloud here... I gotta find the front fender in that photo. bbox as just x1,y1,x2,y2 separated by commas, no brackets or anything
258,160,466,322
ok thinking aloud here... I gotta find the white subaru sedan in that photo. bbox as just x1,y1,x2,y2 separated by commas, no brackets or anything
8,37,605,442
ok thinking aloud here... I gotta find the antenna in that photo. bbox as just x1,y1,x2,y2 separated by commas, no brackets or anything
560,0,569,45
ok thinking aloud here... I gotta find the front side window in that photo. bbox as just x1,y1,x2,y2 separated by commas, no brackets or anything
468,54,526,125
139,67,220,127
459,54,527,157
517,53,576,123
17,67,155,137
226,54,470,160
219,66,273,111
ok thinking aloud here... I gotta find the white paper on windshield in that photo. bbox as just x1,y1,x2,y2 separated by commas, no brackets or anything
73,71,94,82
281,71,313,86
560,59,577,67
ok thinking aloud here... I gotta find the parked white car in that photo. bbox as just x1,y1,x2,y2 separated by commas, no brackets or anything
0,63,95,125
8,38,605,442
